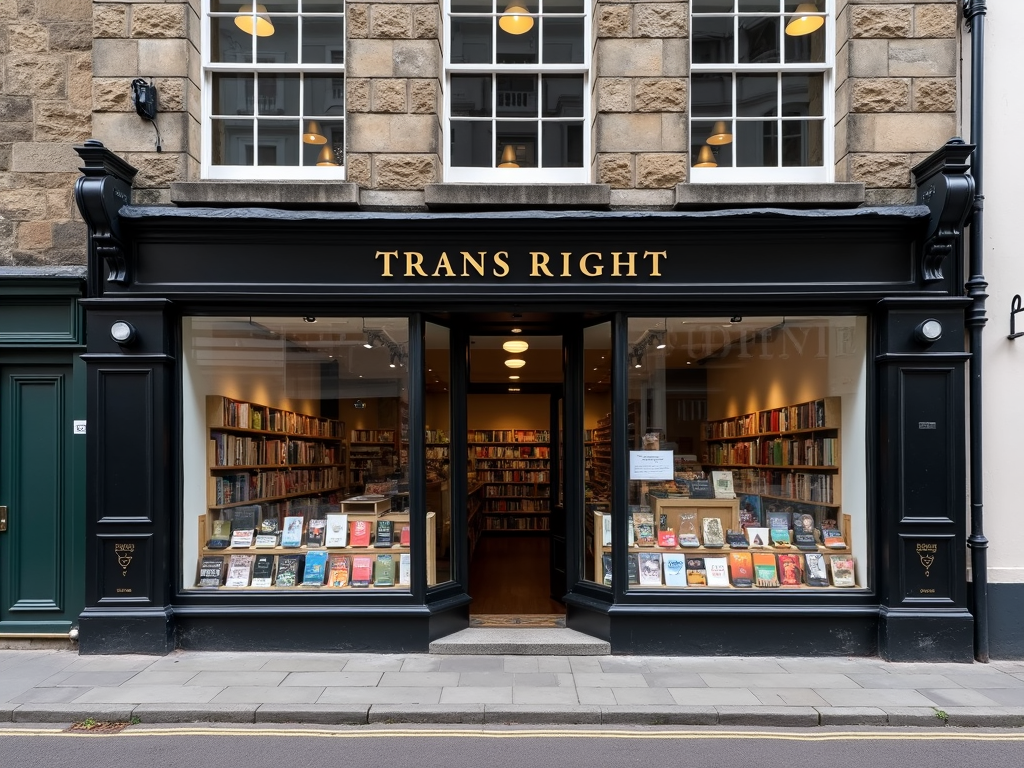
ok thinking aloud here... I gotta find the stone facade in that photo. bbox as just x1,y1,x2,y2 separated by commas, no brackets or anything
0,0,964,264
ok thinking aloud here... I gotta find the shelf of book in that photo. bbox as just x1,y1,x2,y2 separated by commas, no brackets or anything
469,429,551,534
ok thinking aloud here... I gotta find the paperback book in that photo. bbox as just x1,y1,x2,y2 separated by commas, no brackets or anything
602,553,613,587
793,512,818,551
632,506,655,547
229,529,255,548
747,526,770,548
627,553,640,585
275,554,304,586
254,534,278,548
725,529,749,549
259,516,280,536
325,513,348,547
752,552,780,587
829,555,856,587
302,550,329,585
804,552,830,586
398,553,411,586
821,522,847,549
351,555,374,587
224,554,254,587
663,553,687,586
701,517,725,548
677,513,701,547
306,519,327,548
350,519,372,547
251,554,275,587
657,529,677,548
738,494,762,528
778,553,803,586
729,551,754,587
602,513,612,547
685,557,707,586
638,552,663,585
327,554,349,587
232,505,259,533
197,555,225,587
281,516,304,548
712,470,736,499
209,518,231,549
705,556,730,587
684,478,715,499
400,525,411,546
768,511,792,548
374,554,395,586
375,520,395,548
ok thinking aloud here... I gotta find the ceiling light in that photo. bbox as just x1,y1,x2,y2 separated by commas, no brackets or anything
498,144,519,168
785,3,824,36
303,316,316,323
511,327,523,334
315,146,338,166
499,3,534,35
302,120,326,145
503,340,529,354
707,121,733,146
363,342,373,348
234,3,275,37
656,342,667,349
508,375,520,380
505,359,526,369
694,145,717,168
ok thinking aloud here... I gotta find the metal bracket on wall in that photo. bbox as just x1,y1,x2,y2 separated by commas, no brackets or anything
1009,295,1024,340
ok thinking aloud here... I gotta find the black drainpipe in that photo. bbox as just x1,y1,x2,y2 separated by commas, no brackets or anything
963,0,989,663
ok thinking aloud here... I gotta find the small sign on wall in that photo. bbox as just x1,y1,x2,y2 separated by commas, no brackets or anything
73,420,86,434
629,450,674,480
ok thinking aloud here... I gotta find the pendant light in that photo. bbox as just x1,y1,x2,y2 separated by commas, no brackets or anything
315,146,338,166
499,3,534,35
504,359,526,369
785,3,824,37
498,145,519,168
303,120,327,145
234,4,275,37
502,340,529,354
707,120,733,146
693,145,717,168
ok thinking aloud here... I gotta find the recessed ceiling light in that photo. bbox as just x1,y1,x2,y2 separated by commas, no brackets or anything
656,342,667,349
505,359,526,369
503,340,529,354
508,375,520,380
511,327,523,334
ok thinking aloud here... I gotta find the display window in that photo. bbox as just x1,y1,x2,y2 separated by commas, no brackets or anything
181,316,421,592
615,315,867,592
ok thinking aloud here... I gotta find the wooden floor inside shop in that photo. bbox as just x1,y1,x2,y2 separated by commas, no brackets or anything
469,534,565,617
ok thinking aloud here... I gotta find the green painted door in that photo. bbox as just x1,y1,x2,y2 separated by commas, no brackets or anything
0,363,84,634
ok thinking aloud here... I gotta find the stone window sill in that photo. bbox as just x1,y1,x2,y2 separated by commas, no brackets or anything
424,183,611,210
675,183,866,210
170,182,360,209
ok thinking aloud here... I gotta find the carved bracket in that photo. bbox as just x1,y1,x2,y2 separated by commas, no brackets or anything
911,139,977,283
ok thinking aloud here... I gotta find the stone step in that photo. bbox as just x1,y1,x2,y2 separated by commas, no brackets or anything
429,627,610,655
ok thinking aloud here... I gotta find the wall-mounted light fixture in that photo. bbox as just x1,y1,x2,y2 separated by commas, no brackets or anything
1009,295,1023,340
914,318,944,344
110,320,136,346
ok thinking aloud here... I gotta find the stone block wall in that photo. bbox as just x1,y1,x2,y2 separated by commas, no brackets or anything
835,1,960,205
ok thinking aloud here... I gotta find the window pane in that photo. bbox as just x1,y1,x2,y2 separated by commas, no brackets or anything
304,0,344,11
304,75,345,116
691,73,732,118
425,323,452,586
782,73,823,117
211,118,253,164
584,322,611,586
451,18,493,64
497,121,537,167
692,17,734,64
451,75,493,117
542,19,584,63
256,73,300,115
782,119,824,167
738,0,779,10
737,73,777,117
784,18,826,64
211,18,254,64
256,118,300,165
542,122,583,167
212,73,253,116
738,15,779,63
452,0,492,11
497,18,538,63
301,18,345,64
545,0,584,12
451,121,493,167
691,120,733,168
257,17,299,63
542,75,583,117
302,120,343,166
497,75,537,117
692,0,734,11
736,120,777,167
263,0,297,10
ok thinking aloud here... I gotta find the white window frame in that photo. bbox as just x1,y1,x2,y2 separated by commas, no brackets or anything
202,1,346,180
690,1,833,183
443,1,591,183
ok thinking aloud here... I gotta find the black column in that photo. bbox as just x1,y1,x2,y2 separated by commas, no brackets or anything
77,299,178,655
875,298,973,662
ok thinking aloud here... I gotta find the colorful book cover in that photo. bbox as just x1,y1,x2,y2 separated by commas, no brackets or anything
281,516,304,548
805,553,829,586
705,556,730,586
254,534,278,548
793,512,818,550
657,529,677,548
701,517,725,548
638,552,663,585
350,519,372,547
306,519,326,548
400,525,411,546
778,553,803,586
663,553,687,586
327,554,349,587
685,557,707,586
712,470,736,499
768,511,791,548
275,554,303,586
325,513,348,547
738,494,762,528
351,555,373,587
829,555,856,587
747,527,770,548
632,507,655,547
677,512,700,547
729,551,754,587
753,552,780,587
821,525,846,549
374,554,395,586
302,550,328,585
229,529,254,548
209,518,231,548
224,554,254,587
726,529,749,548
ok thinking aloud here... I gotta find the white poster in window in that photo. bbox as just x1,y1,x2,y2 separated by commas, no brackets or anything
629,450,674,480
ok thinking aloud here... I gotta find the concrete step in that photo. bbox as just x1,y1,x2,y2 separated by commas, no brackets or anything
429,627,610,655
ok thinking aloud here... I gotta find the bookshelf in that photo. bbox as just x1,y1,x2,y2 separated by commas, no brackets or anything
468,429,551,532
349,428,399,489
588,416,611,504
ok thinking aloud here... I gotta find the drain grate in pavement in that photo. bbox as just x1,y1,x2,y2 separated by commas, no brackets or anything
66,720,132,734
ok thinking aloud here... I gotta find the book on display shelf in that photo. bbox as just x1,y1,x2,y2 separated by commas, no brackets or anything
327,554,350,587
601,554,613,587
663,553,687,586
705,556,730,587
224,554,255,587
325,513,348,547
684,478,715,499
251,554,275,587
793,512,818,551
275,554,304,586
712,470,736,499
281,516,304,548
804,553,830,586
398,553,411,586
778,553,803,586
259,516,280,536
350,519,372,547
351,555,373,587
232,505,259,533
829,555,856,587
767,511,791,548
627,553,640,585
737,494,762,528
306,519,326,548
752,552,780,587
701,517,725,548
747,527,770,548
254,534,278,548
632,507,655,547
729,551,754,588
209,518,231,549
229,529,254,548
375,520,395,548
374,554,395,586
400,525,411,546
197,555,226,587
602,514,612,547
302,550,329,585
725,529,748,549
638,552,663,586
677,512,700,547
685,557,707,586
657,529,677,548
821,521,847,549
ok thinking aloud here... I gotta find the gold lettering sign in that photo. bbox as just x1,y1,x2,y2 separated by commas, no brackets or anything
916,542,938,577
115,542,134,577
375,250,668,279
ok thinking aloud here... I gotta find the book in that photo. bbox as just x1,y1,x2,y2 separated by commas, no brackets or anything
632,506,655,546
230,528,254,548
601,553,613,587
829,555,856,587
232,504,259,533
327,554,349,587
259,516,280,536
793,512,818,551
254,534,278,548
747,526,770,548
684,478,715,499
375,519,395,548
197,555,225,587
398,553,411,586
729,551,754,587
302,550,329,585
778,553,803,586
275,554,304,586
306,518,327,548
768,511,791,548
685,557,707,585
701,517,725,548
821,522,847,549
351,555,373,587
350,519,372,547
251,554,275,587
627,553,640,585
738,494,762,528
725,529,748,549
712,470,736,499
224,554,254,587
663,553,687,586
602,513,612,547
753,552,780,587
281,516,304,547
400,525,411,546
374,554,395,586
638,552,663,585
209,518,231,549
325,513,348,547
705,556,730,586
804,552,830,586
677,512,701,547
657,529,677,548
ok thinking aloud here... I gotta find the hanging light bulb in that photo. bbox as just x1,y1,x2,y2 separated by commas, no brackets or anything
234,4,275,37
785,3,824,36
498,144,519,168
315,145,338,166
694,145,718,168
303,120,327,145
499,3,534,35
502,340,529,354
707,121,733,146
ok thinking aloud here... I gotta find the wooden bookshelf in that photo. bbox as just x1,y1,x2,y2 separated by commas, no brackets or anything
468,429,551,533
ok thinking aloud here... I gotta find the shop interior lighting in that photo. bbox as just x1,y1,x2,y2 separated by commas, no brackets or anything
234,4,275,36
315,146,338,166
498,145,519,168
707,121,733,146
302,121,327,145
504,358,526,369
499,3,534,35
785,3,824,36
502,340,529,354
694,145,717,168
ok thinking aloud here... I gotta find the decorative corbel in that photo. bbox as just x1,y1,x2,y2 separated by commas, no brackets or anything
911,138,976,283
73,140,139,291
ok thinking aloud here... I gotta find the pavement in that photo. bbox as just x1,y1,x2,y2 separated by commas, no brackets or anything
2,647,1024,728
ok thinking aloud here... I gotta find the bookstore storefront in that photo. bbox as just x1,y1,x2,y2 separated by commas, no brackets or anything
75,147,976,661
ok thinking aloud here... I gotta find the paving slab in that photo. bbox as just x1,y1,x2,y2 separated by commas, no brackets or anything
9,687,87,705
186,671,289,687
643,672,707,688
814,688,938,707
369,704,486,724
456,672,514,687
716,706,820,726
439,686,513,704
574,672,649,688
280,672,383,687
511,673,560,687
700,672,860,689
846,673,963,689
400,657,443,672
484,704,602,724
122,670,200,686
815,706,889,725
254,704,369,724
600,705,718,725
0,705,14,722
378,672,461,687
260,656,349,672
753,689,830,707
668,687,761,706
576,688,616,705
72,685,225,705
211,686,325,704
132,703,257,723
919,688,1004,707
437,656,506,672
510,686,581,705
609,687,677,706
316,686,442,705
338,657,406,672
13,703,135,723
968,687,1024,706
942,673,1024,689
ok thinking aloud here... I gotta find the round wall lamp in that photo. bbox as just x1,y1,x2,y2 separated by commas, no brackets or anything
502,340,529,354
504,359,526,369
915,319,943,344
110,320,136,346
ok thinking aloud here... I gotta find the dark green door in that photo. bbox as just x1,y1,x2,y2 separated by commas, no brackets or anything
0,363,84,634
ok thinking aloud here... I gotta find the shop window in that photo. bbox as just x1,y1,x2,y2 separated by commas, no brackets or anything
204,1,345,179
583,322,612,586
616,316,866,592
182,317,427,592
690,1,831,182
445,0,589,182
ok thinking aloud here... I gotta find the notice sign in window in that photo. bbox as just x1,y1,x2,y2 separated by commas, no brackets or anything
629,450,674,481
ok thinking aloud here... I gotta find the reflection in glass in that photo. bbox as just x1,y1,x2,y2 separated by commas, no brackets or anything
496,121,537,167
497,21,538,64
212,73,254,116
691,121,733,168
257,16,298,62
542,19,584,63
738,0,779,10
583,322,612,586
451,75,493,117
542,75,584,117
450,121,493,167
301,19,345,64
541,122,583,167
736,120,777,167
691,73,732,118
692,0,735,11
211,118,252,165
211,17,255,64
782,119,823,166
737,73,777,117
450,18,493,63
302,120,344,166
781,73,823,116
497,76,537,117
546,0,584,12
256,119,300,165
692,17,734,64
452,0,492,11
304,74,345,116
425,323,452,586
738,15,780,63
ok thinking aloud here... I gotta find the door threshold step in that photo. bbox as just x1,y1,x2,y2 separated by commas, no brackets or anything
429,627,610,655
